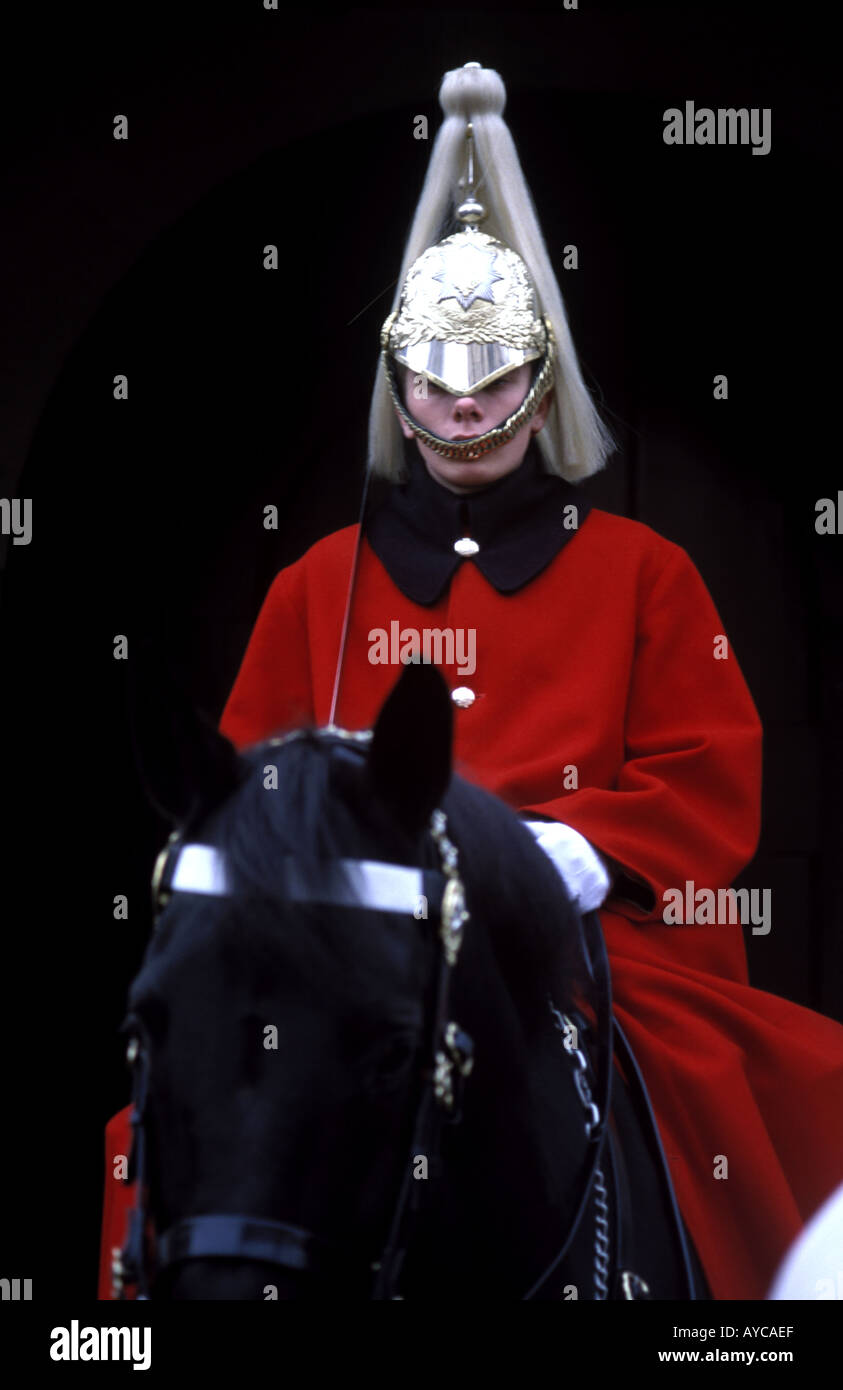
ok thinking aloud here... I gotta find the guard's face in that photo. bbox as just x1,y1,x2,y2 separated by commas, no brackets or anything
397,363,551,494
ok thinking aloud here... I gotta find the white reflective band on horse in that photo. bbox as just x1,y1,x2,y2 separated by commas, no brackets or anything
168,844,427,913
331,860,427,913
171,844,231,895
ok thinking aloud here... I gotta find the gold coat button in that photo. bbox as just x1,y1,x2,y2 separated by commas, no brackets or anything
451,686,475,708
454,537,479,556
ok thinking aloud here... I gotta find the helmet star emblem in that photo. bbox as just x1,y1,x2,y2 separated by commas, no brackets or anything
433,239,504,311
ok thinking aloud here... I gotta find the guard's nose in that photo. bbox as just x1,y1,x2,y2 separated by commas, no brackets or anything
451,396,483,423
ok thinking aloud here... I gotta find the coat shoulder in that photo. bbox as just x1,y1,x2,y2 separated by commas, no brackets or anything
582,508,696,588
301,523,361,563
288,523,360,575
261,525,361,606
584,507,687,560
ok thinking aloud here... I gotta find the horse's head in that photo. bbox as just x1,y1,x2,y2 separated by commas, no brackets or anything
121,661,589,1299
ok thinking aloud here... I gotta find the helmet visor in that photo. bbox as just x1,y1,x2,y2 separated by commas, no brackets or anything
392,340,541,396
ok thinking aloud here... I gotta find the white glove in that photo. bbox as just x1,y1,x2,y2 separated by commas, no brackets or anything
522,820,612,912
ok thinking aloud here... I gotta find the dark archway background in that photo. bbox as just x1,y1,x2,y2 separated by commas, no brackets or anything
1,2,840,1297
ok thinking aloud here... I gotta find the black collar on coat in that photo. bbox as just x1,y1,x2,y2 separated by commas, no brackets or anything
364,438,591,606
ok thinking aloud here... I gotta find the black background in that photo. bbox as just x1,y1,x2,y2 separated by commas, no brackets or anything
0,1,840,1305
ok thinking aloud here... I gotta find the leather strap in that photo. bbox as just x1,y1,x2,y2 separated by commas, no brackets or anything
522,909,615,1299
613,1016,699,1298
155,1215,340,1278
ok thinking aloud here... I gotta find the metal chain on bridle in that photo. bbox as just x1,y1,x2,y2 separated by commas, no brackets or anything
111,727,674,1301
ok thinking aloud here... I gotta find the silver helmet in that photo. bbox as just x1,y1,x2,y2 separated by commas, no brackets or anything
380,123,555,463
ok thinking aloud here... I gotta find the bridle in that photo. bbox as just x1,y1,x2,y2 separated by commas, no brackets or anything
114,726,475,1302
111,727,653,1301
112,726,689,1301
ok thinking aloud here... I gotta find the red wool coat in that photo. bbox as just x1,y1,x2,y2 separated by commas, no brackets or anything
98,508,843,1300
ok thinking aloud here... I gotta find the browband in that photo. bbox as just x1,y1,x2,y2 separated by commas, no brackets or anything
157,842,445,918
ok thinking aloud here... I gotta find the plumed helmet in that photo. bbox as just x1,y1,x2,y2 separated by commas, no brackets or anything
380,116,556,462
369,62,613,480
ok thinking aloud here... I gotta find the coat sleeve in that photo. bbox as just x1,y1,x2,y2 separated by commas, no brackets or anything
97,1105,136,1299
218,564,314,749
520,542,763,922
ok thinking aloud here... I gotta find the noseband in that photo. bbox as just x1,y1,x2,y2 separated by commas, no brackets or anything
112,726,659,1300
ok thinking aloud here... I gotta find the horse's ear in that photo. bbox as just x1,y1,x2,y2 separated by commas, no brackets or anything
367,662,453,834
127,637,245,827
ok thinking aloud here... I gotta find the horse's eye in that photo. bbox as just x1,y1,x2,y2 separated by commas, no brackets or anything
366,1032,418,1093
125,995,169,1048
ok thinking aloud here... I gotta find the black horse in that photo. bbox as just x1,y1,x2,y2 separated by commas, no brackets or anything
116,660,707,1300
